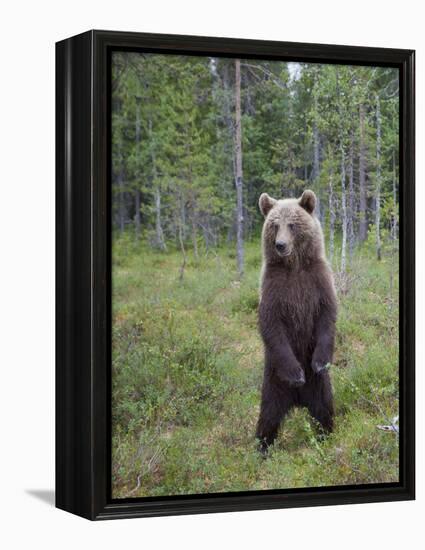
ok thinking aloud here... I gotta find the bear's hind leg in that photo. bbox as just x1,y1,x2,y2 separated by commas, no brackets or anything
303,371,334,435
256,379,293,455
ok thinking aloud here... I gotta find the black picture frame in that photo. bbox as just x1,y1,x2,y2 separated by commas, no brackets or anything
56,29,415,520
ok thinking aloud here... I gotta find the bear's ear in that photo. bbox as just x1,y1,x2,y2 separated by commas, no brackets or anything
299,190,316,214
259,193,277,217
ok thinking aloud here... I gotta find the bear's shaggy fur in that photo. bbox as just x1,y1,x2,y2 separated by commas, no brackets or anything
256,190,337,454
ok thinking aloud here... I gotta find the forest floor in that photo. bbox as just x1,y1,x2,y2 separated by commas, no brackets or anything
111,235,399,498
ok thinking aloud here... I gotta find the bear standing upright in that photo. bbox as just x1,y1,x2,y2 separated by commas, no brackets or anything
256,189,337,454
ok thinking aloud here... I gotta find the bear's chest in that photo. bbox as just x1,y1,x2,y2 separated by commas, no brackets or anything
276,272,320,329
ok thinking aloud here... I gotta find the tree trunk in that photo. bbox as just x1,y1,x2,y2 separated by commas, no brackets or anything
358,103,368,241
134,190,141,239
313,120,320,183
348,130,355,260
134,101,142,239
392,149,398,241
155,188,166,251
375,94,382,261
180,194,186,242
149,118,166,251
183,116,199,261
389,149,397,305
221,60,235,200
328,162,335,265
335,69,347,276
201,216,211,251
304,119,309,186
117,138,125,234
234,59,244,278
191,202,199,261
340,140,348,274
312,98,321,220
178,192,187,282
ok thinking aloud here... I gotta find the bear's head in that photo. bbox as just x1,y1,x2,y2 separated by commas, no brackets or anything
259,190,325,266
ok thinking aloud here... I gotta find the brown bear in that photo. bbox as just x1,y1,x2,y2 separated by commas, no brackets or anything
256,189,337,454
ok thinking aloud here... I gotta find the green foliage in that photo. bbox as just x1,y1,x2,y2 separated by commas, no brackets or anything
111,238,399,498
111,54,399,263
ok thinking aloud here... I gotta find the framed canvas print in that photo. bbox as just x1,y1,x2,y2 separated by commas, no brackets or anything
56,30,415,520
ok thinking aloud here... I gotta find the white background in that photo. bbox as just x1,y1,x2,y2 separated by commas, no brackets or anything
0,1,422,548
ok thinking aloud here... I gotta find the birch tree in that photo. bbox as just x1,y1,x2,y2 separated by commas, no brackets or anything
234,59,244,278
348,129,355,260
328,153,335,265
358,102,368,242
337,69,348,275
375,93,382,261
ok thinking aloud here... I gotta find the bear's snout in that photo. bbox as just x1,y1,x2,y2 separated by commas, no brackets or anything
275,241,288,255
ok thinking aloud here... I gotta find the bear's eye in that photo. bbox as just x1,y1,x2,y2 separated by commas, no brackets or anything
288,223,296,231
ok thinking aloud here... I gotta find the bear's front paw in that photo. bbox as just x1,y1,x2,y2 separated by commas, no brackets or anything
311,359,331,374
288,369,306,388
275,363,305,387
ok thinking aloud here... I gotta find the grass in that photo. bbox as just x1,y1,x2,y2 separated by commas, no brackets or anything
111,233,399,498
